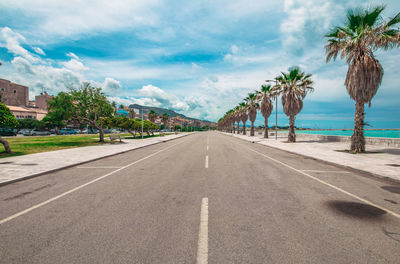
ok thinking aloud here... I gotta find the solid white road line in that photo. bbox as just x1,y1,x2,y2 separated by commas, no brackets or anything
245,146,400,219
196,197,208,264
207,146,209,151
205,155,209,169
300,170,351,173
0,140,185,225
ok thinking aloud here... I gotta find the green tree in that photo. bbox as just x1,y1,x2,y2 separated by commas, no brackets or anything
17,118,41,131
69,83,114,142
46,91,74,132
273,67,314,142
0,103,18,153
325,6,400,153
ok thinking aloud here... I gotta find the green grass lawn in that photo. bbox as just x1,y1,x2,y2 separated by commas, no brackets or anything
0,133,131,158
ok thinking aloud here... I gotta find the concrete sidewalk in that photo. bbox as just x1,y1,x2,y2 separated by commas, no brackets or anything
221,132,400,182
0,133,190,186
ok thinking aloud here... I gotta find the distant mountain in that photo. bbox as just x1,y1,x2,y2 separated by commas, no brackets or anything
128,104,214,124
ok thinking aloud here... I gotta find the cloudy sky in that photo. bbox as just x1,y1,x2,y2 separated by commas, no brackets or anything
0,0,399,128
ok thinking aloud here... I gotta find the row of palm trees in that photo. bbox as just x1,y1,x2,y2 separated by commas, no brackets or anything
219,5,400,152
218,66,314,143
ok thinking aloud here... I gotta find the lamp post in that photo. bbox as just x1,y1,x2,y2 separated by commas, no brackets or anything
141,108,144,139
265,79,278,140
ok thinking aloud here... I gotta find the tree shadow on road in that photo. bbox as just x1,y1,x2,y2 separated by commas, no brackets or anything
325,200,386,221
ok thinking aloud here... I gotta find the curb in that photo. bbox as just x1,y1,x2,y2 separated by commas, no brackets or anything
0,133,192,187
219,132,400,185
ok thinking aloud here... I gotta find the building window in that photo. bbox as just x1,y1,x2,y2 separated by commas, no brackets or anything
14,90,17,94
0,88,4,91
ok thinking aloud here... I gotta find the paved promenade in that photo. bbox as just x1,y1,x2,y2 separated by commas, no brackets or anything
222,131,400,182
0,133,189,186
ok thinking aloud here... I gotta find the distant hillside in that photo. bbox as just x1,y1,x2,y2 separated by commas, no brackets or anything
128,104,214,124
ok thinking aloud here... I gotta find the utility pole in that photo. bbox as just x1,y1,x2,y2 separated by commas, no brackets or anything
266,79,278,140
141,108,144,139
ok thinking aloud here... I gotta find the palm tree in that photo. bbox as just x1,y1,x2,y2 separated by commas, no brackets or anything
239,102,248,135
161,113,169,130
233,105,241,134
128,110,136,119
148,110,157,123
273,67,314,142
246,93,259,136
257,84,274,138
325,6,400,153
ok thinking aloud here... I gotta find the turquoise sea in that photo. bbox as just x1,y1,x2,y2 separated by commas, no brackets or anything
295,129,400,138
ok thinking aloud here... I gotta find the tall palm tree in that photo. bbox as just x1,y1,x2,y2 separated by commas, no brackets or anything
257,84,274,138
325,6,400,153
161,113,169,130
148,110,157,123
233,105,241,134
246,93,259,136
239,102,248,135
273,67,314,142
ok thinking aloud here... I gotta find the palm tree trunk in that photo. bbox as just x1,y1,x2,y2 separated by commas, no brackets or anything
0,137,12,153
237,122,240,134
250,122,255,136
233,125,235,134
242,121,246,135
288,115,296,142
264,118,269,138
351,101,365,153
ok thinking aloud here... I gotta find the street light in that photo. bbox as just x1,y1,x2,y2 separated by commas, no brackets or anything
141,108,144,139
265,79,278,140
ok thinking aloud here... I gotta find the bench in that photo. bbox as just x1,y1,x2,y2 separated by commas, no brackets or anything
109,134,122,143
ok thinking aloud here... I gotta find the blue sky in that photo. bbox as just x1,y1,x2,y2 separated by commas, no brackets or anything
0,0,399,128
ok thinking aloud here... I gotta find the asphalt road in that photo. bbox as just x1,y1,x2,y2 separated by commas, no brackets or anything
0,132,399,263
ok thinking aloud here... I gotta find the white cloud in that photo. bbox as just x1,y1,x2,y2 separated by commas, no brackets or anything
102,78,122,94
33,47,46,56
0,0,161,39
0,27,125,101
63,58,88,72
0,27,38,62
139,85,189,111
66,52,80,60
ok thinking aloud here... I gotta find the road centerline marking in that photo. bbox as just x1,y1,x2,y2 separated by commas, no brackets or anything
243,145,400,219
205,155,209,168
197,197,208,264
0,139,186,225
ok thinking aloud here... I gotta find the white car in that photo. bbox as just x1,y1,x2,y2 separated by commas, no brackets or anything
29,130,51,136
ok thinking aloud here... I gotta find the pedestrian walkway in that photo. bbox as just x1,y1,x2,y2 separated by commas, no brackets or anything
0,133,189,186
221,132,400,182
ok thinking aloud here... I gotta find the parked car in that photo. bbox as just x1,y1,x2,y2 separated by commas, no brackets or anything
58,129,78,135
0,128,17,136
30,129,51,136
87,129,99,134
18,129,30,135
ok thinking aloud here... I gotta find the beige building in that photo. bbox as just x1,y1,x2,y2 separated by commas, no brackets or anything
6,105,47,121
